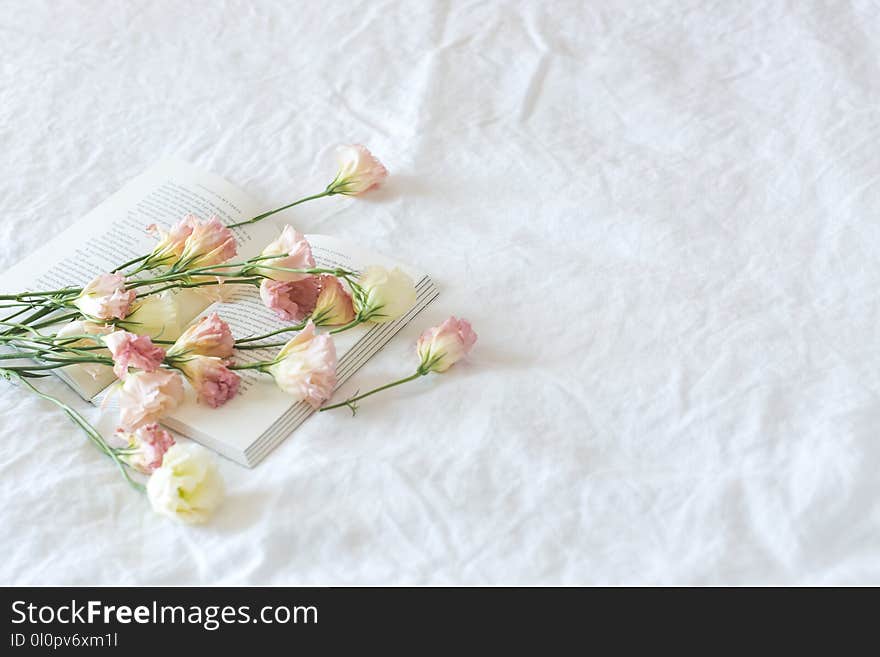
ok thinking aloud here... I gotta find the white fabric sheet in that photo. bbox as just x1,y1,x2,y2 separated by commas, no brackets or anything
1,0,879,585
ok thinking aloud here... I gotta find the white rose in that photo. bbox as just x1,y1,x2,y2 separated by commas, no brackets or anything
147,443,224,524
356,266,416,323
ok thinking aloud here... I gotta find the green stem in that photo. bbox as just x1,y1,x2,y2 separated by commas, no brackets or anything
136,277,262,298
233,341,288,350
320,371,425,413
329,317,365,334
229,190,335,228
111,253,149,274
228,361,272,371
5,370,145,492
27,312,80,332
235,321,308,345
0,286,81,301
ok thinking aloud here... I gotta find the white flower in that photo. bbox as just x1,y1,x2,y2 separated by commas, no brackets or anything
122,292,180,340
147,443,224,524
356,266,416,323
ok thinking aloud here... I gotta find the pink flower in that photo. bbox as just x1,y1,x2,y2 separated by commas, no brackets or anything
416,317,477,373
312,275,356,326
112,423,175,474
118,369,185,430
267,321,337,409
73,273,136,320
177,215,237,269
104,330,166,379
176,356,241,408
145,215,198,266
257,225,315,282
328,144,388,195
259,277,321,321
168,312,234,358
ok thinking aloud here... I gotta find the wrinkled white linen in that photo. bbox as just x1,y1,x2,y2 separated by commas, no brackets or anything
1,0,879,585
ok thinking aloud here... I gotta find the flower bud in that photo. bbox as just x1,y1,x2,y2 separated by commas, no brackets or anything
355,266,416,323
327,144,388,195
417,317,477,373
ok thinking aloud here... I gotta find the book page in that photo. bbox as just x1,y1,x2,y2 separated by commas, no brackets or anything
0,159,269,398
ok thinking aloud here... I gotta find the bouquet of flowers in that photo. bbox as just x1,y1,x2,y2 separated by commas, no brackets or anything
0,145,476,524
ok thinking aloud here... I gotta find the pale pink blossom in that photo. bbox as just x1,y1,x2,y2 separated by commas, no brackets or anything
167,312,234,358
312,275,356,326
257,225,315,282
417,316,477,373
104,330,166,379
145,215,198,266
112,423,175,474
259,277,321,321
73,273,136,320
267,321,337,409
177,215,237,269
328,144,388,195
176,356,240,408
118,369,185,430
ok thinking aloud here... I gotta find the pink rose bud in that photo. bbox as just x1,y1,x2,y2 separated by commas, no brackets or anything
177,215,237,270
104,330,166,380
112,423,175,474
118,369,185,430
176,356,241,408
167,312,234,359
267,321,337,409
257,225,316,282
311,275,356,326
259,277,321,322
73,273,136,320
327,144,388,195
417,317,477,373
145,214,198,266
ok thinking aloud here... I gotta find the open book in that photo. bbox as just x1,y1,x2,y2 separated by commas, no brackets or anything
1,160,438,466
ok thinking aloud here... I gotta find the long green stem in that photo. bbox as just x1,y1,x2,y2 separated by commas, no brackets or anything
5,370,145,492
329,317,365,334
111,253,149,274
320,371,426,414
235,321,308,345
0,286,81,301
229,190,335,228
228,361,273,371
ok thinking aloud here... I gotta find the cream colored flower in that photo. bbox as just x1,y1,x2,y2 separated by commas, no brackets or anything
147,443,224,524
355,266,416,323
122,292,180,340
